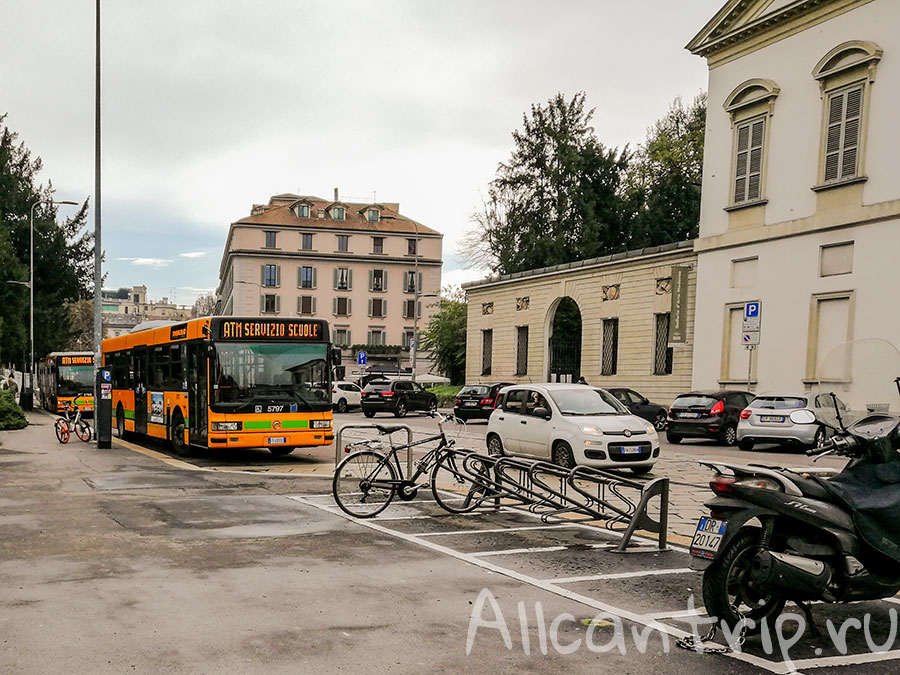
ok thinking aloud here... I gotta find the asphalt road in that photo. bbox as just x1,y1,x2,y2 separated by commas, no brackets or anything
1,409,892,675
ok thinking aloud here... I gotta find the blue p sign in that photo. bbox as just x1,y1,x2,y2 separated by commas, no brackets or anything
745,302,760,318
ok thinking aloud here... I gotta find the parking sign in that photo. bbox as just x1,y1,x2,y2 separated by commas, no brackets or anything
357,351,367,365
742,301,761,332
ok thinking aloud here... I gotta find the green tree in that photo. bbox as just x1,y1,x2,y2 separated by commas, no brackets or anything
420,288,467,385
625,93,707,246
465,92,631,275
0,114,94,367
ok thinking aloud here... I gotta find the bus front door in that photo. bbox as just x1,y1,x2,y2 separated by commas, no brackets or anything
133,347,148,434
187,343,208,445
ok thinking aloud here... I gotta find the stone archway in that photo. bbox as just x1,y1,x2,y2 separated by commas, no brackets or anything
548,296,582,382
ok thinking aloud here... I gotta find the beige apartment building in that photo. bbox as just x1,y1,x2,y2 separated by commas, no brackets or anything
215,191,442,369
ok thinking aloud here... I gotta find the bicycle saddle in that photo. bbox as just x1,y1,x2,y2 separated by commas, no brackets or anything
375,425,405,435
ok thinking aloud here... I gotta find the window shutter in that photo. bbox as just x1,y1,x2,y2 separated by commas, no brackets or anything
418,301,422,319
403,272,409,293
275,265,281,288
312,297,317,314
312,268,317,289
368,299,373,317
368,270,373,291
824,91,844,182
733,124,749,204
333,268,338,290
382,300,387,317
297,267,302,288
367,331,372,345
261,265,266,286
347,299,352,316
275,295,280,313
841,87,862,179
418,272,422,293
382,270,388,291
260,295,265,313
747,120,764,201
346,330,351,345
402,301,408,319
297,297,303,314
347,269,352,290
333,298,337,316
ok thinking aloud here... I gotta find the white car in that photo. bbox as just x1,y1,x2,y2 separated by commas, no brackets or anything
486,383,660,474
332,381,362,413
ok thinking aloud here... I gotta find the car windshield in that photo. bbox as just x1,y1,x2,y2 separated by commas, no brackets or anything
211,342,330,411
751,396,807,410
364,382,391,392
674,395,718,408
58,365,94,397
459,385,490,396
549,388,628,416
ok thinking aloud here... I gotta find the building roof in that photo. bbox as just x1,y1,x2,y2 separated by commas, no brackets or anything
234,194,441,237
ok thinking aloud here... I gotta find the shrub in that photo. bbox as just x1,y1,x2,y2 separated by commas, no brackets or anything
428,385,462,408
0,390,28,430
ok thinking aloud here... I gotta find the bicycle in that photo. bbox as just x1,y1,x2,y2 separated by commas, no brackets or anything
54,397,92,444
332,412,495,518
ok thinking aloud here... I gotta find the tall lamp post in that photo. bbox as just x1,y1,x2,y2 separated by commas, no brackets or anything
24,199,78,407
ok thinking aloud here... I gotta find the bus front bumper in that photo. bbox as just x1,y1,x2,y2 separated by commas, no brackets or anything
207,429,333,449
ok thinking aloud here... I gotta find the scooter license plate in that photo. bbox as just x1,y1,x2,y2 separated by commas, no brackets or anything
690,517,727,559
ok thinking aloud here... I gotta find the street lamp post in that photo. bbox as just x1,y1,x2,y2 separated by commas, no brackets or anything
25,199,78,406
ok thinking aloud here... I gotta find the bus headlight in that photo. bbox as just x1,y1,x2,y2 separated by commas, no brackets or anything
311,420,332,429
212,421,242,432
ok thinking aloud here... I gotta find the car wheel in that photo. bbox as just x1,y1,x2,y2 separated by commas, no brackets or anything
552,441,576,469
336,398,348,414
363,410,376,418
653,412,667,431
721,425,737,446
666,433,682,444
813,425,826,448
486,434,504,457
428,399,438,414
630,466,652,475
738,439,755,451
394,400,408,418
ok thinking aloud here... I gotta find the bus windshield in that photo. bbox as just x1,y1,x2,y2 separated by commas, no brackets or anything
211,342,330,412
58,365,94,397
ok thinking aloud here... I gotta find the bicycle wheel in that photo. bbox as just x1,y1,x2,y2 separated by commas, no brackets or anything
55,420,70,444
431,451,492,514
75,421,92,442
332,450,397,518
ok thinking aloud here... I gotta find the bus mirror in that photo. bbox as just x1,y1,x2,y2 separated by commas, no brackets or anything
331,348,342,366
206,342,216,358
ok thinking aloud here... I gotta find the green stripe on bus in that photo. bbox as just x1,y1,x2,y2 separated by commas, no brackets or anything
124,409,134,420
282,420,309,429
243,420,272,430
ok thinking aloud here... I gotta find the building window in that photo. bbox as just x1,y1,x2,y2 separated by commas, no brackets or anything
262,264,280,288
516,326,529,376
299,266,316,289
298,296,315,315
653,314,673,376
372,237,384,254
367,329,386,346
481,329,493,376
820,242,854,277
730,257,758,289
407,238,417,255
261,294,279,314
368,209,379,223
334,328,350,346
402,330,415,349
337,235,349,252
733,117,765,204
301,233,313,250
404,271,421,294
601,319,618,376
370,269,386,292
264,231,277,249
334,267,352,291
296,204,310,218
403,299,420,319
334,297,351,317
369,298,386,318
822,85,863,183
333,207,345,220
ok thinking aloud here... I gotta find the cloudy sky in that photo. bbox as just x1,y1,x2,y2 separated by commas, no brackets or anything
1,1,719,306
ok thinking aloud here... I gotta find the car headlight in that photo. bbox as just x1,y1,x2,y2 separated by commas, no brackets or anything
312,419,332,429
643,422,657,435
581,425,604,436
212,421,242,432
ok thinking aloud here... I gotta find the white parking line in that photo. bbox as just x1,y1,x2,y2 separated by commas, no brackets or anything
643,608,707,621
549,568,695,584
471,545,569,557
416,523,581,537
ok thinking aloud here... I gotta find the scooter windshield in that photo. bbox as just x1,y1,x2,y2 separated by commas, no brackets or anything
813,337,900,430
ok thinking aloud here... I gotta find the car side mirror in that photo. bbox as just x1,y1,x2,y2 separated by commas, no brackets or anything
790,409,816,424
533,406,551,419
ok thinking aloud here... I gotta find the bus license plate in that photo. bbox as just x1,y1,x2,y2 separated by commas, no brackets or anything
268,437,286,445
690,517,727,559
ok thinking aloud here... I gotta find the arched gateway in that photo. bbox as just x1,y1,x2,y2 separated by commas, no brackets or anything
547,296,582,382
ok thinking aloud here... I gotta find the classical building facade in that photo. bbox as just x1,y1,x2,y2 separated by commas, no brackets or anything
215,191,442,375
687,0,900,391
463,242,697,406
101,285,193,338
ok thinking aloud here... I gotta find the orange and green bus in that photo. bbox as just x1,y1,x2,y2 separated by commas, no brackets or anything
37,352,96,415
101,317,340,456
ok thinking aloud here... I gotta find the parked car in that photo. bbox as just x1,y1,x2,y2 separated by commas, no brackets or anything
332,381,363,413
606,387,668,431
361,379,438,418
486,383,660,474
665,390,754,446
453,382,513,421
735,392,852,451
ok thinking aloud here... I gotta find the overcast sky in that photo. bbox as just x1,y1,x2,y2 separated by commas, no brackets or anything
1,1,719,306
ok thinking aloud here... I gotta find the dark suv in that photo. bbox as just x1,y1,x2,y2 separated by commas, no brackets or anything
453,382,512,422
361,380,438,418
666,390,755,446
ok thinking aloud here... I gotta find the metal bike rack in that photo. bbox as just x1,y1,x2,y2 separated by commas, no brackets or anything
433,447,669,551
334,423,415,478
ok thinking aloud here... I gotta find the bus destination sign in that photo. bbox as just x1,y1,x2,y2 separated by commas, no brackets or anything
60,355,94,366
170,323,189,341
214,319,325,341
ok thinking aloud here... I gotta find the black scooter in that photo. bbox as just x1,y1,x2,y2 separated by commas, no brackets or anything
691,405,900,632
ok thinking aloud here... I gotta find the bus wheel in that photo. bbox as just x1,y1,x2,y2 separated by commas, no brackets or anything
171,410,189,457
116,405,127,439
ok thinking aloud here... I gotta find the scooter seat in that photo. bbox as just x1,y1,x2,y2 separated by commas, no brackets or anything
792,474,834,502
